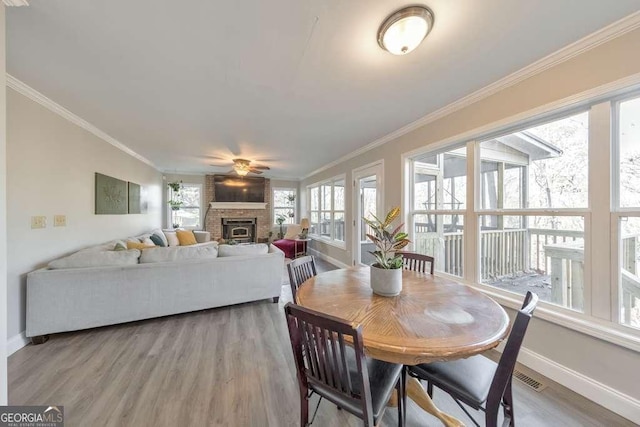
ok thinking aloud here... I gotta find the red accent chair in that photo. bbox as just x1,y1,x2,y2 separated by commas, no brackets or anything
273,239,306,259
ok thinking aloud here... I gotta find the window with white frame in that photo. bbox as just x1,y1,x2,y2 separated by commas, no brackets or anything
308,177,345,244
406,89,640,338
478,111,589,312
168,183,202,229
616,94,640,330
410,147,467,277
273,188,296,224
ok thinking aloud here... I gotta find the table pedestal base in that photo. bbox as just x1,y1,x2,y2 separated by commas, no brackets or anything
388,378,464,427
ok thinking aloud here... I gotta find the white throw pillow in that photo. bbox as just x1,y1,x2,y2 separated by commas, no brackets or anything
218,243,269,257
164,231,180,247
284,224,302,240
139,242,218,263
48,249,141,269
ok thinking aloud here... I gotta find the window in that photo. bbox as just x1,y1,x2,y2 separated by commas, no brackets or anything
410,147,466,277
478,112,589,312
308,176,346,245
404,88,640,346
273,188,296,224
168,183,202,229
616,95,640,330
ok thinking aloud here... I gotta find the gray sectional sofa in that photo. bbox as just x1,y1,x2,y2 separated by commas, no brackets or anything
26,230,285,342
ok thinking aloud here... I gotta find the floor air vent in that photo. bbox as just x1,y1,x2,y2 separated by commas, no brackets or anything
513,370,547,392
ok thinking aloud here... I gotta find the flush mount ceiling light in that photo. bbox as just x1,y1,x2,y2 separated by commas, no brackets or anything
378,5,434,55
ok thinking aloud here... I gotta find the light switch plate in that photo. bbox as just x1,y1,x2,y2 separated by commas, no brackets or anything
54,215,66,227
31,216,46,229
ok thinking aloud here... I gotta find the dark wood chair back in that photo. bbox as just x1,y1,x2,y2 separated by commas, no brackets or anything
284,302,375,425
399,252,435,274
287,256,317,302
486,291,538,420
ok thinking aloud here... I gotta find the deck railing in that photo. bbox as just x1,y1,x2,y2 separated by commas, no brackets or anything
414,227,639,316
413,226,590,279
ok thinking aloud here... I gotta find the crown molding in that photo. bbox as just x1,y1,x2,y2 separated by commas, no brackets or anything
302,11,640,180
3,0,29,6
6,74,158,170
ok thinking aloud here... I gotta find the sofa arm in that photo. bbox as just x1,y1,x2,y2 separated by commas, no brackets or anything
194,231,211,243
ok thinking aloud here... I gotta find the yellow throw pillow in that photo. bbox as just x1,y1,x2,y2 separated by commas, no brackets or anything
176,230,197,246
126,241,155,250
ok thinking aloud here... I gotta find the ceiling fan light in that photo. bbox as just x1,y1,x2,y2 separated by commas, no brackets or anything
378,6,434,55
234,166,250,176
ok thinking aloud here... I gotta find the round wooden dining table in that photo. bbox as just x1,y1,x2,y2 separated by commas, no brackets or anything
296,266,510,427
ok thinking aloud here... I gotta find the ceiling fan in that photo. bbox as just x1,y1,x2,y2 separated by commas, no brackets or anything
211,158,271,176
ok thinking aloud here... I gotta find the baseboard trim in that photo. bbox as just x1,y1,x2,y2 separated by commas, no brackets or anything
7,331,30,356
511,346,640,423
308,248,350,269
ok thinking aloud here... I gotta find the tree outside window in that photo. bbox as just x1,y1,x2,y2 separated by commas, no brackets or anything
273,188,296,224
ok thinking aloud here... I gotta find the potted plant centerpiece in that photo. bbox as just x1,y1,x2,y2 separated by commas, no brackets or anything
364,207,410,296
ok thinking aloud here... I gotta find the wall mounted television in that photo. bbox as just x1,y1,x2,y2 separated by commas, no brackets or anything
213,175,265,202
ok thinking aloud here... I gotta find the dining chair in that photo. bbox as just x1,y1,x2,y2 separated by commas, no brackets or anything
399,252,434,274
284,302,406,427
408,291,539,427
287,255,317,302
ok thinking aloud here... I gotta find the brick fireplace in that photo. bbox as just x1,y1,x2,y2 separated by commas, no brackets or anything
205,175,271,241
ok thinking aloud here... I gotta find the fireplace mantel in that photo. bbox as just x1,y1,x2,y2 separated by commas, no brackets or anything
210,202,267,210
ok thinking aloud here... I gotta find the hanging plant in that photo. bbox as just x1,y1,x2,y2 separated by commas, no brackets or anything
168,200,183,211
168,181,183,192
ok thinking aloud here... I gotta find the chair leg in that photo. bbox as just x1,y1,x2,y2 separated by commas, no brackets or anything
426,381,433,398
503,378,515,426
396,380,404,427
485,405,499,427
300,387,309,426
401,366,407,425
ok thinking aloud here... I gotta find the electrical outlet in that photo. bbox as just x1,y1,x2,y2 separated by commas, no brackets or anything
31,216,46,229
54,215,66,227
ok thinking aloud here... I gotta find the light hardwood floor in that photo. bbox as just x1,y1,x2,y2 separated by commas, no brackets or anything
9,258,636,426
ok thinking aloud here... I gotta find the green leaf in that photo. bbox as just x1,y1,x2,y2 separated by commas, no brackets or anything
383,207,400,228
394,232,408,241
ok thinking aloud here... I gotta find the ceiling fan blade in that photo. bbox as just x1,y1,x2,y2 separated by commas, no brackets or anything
252,165,270,170
249,169,263,174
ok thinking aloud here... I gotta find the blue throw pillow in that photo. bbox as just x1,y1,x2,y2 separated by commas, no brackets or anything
150,233,166,247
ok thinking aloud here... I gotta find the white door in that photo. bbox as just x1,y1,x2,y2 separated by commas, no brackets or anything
353,162,384,266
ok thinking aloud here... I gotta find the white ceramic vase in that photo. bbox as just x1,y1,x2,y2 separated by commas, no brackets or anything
370,265,402,296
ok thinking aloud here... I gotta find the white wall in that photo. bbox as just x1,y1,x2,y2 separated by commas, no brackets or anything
6,88,163,343
0,3,8,404
300,26,640,417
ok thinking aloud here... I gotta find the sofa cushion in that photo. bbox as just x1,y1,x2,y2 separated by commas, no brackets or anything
149,234,165,247
48,249,141,269
151,229,168,246
139,242,218,263
176,230,197,246
218,243,269,257
164,231,180,247
127,241,155,250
